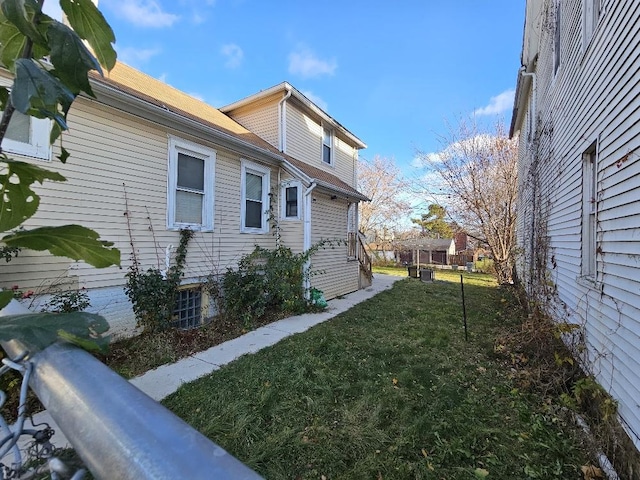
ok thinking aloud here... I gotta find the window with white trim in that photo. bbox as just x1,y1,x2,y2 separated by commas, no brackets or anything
1,109,51,160
581,142,597,278
554,0,561,75
583,0,602,48
241,160,270,233
281,180,301,220
167,136,215,231
322,126,333,165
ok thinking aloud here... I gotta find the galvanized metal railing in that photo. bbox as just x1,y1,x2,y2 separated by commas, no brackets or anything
0,311,263,479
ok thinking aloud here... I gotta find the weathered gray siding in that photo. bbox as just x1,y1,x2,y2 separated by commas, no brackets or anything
515,0,640,450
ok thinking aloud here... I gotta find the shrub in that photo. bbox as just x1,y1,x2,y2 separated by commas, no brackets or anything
125,229,194,332
220,242,335,325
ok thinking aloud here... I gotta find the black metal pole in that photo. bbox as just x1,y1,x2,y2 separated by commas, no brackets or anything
460,274,468,341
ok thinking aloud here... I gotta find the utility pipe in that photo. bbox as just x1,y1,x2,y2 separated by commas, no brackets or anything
278,88,292,152
303,182,317,294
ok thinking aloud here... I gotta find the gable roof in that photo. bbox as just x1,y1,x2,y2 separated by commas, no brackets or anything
87,63,368,201
220,81,367,150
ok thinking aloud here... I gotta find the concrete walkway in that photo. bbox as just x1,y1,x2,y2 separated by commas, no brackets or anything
20,274,403,449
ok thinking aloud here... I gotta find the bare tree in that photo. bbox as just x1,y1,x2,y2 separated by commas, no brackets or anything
415,120,518,283
358,156,412,254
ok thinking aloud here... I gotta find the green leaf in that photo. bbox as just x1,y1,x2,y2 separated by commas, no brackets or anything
2,224,121,268
0,311,109,352
56,145,69,163
0,157,66,232
0,0,46,48
0,290,13,309
0,86,8,109
49,120,62,144
60,0,116,71
57,328,108,352
0,10,26,70
11,58,74,128
47,20,100,96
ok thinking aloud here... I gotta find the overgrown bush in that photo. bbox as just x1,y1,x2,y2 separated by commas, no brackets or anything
125,229,193,332
220,242,333,325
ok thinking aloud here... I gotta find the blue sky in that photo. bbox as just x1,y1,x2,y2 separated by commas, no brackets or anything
47,1,525,173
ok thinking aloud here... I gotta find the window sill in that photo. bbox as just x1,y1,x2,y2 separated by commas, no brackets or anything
168,225,212,232
576,275,602,291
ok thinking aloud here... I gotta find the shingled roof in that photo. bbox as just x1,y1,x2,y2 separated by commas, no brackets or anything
89,62,368,201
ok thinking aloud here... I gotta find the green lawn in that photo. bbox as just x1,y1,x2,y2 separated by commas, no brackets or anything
163,271,590,479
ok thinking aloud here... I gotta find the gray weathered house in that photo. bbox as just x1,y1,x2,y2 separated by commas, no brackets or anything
511,0,640,462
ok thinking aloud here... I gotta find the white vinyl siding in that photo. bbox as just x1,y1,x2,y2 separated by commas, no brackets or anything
240,160,270,233
0,97,280,334
310,194,358,299
224,96,280,149
514,0,640,451
167,136,215,231
286,106,358,186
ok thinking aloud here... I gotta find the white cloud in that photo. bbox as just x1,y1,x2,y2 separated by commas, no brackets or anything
117,46,161,66
188,92,205,102
301,90,328,112
158,73,169,83
473,89,515,116
221,44,244,69
288,47,337,79
107,0,179,28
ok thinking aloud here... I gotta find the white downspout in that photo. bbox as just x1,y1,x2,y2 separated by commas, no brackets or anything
519,67,537,146
303,182,317,295
278,88,292,152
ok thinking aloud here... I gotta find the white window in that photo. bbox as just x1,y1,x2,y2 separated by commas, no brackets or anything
583,0,602,49
322,126,333,165
581,142,597,278
167,136,215,231
554,0,561,75
1,109,51,160
281,180,302,220
241,160,270,233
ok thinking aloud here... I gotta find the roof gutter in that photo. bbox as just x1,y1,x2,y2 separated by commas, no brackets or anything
509,64,536,138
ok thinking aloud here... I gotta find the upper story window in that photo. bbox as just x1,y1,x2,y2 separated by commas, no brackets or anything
583,0,602,49
281,180,301,220
241,160,270,233
322,127,333,165
1,109,51,160
554,0,561,75
167,136,215,231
